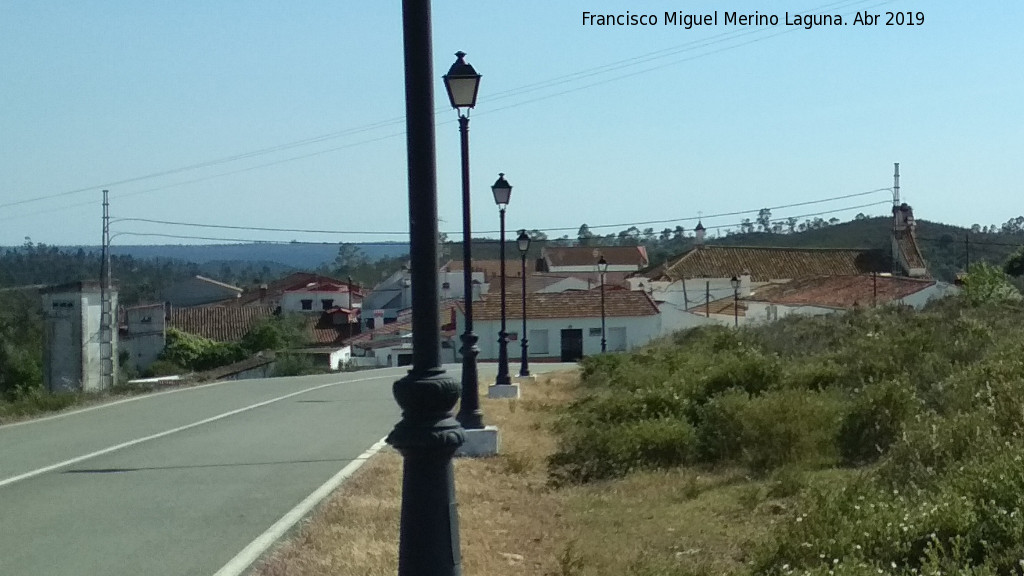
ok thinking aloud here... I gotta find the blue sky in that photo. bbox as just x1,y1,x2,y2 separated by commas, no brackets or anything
1,1,1020,247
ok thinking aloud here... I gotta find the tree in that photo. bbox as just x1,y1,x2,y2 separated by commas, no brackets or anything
740,219,754,234
1004,247,1024,277
673,226,686,240
960,262,1022,306
577,224,595,246
756,208,772,232
786,217,798,234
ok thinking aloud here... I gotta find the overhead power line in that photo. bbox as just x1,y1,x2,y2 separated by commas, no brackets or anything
111,187,890,237
109,199,893,246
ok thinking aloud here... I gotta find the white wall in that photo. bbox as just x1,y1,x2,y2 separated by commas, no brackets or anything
458,312,660,360
281,289,361,313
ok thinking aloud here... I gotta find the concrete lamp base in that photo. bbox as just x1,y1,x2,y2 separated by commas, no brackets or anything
487,384,521,399
515,374,537,384
455,426,500,457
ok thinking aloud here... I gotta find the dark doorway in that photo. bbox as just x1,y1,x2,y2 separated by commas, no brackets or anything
560,329,584,362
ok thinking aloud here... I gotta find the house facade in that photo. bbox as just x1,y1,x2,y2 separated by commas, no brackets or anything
455,290,661,362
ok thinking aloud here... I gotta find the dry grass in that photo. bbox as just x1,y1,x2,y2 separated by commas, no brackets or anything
251,370,783,576
252,371,580,576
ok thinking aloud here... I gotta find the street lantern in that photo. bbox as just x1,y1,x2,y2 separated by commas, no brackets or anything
598,255,608,353
493,173,513,386
517,229,531,377
442,51,481,110
491,173,512,206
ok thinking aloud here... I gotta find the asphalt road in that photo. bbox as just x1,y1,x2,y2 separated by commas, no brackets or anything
0,362,575,576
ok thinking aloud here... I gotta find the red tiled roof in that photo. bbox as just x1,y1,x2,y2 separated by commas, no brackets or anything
170,306,275,342
748,275,936,309
664,246,888,282
442,259,509,280
542,245,649,268
462,290,659,321
896,232,928,272
686,297,748,317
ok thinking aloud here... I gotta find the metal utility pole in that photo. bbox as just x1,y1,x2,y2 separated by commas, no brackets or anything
100,190,114,390
892,163,900,275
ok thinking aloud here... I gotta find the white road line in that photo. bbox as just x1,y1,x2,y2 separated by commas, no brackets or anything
0,378,232,430
212,438,389,576
0,374,395,489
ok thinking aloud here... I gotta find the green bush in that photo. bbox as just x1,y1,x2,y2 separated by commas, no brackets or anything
737,388,845,474
272,354,317,377
838,379,917,465
160,329,246,372
549,418,696,485
694,389,748,463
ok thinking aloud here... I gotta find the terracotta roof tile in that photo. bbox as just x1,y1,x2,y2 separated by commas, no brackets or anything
542,245,649,268
463,290,659,321
664,246,888,282
749,275,935,309
897,233,928,272
686,297,748,317
170,306,275,342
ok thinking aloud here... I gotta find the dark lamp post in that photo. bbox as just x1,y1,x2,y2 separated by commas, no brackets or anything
493,173,512,386
730,275,740,327
517,229,531,377
598,256,608,353
446,50,484,430
387,3,463,576
442,51,481,110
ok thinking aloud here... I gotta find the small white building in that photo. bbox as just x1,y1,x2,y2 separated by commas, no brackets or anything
280,281,362,314
455,289,661,362
120,303,167,373
41,281,118,392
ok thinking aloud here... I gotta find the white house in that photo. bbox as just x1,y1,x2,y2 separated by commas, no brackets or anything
455,289,661,362
280,281,362,314
120,302,167,373
745,275,958,323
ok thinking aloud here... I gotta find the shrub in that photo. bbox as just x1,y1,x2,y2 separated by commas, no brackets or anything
160,329,246,372
272,353,317,377
694,389,748,463
838,379,917,465
548,418,696,485
738,388,846,475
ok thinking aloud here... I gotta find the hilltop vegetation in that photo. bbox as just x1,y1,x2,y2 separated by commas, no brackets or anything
550,268,1024,574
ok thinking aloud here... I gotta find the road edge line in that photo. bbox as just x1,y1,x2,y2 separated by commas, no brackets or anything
211,437,390,576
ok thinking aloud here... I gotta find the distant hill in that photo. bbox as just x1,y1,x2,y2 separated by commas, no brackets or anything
80,242,411,269
699,217,1022,282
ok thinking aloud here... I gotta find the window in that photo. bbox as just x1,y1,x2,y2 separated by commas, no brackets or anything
529,329,549,355
300,299,313,310
321,299,334,310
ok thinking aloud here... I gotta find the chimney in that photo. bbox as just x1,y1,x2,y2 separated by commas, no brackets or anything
740,270,752,298
694,221,706,246
259,284,268,303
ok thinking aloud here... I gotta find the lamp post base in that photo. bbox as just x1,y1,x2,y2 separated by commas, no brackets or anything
454,425,500,457
487,383,521,399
